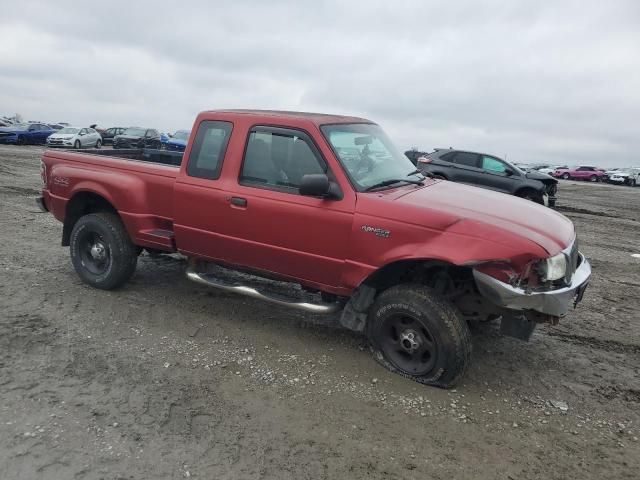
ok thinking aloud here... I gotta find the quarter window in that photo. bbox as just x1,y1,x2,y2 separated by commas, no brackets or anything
186,121,233,180
240,128,326,191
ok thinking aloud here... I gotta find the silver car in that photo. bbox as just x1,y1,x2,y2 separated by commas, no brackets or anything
46,127,102,149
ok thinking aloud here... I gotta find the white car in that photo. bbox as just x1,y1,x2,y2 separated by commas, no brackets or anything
538,165,568,175
608,168,640,187
46,127,102,149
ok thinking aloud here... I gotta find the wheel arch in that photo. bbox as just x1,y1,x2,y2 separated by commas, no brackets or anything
62,190,118,246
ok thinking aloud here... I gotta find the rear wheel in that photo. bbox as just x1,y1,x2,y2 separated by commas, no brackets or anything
367,284,471,388
70,212,138,290
95,139,102,149
629,178,637,187
562,173,570,180
589,175,597,182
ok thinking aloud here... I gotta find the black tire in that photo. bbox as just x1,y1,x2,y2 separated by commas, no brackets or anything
95,139,102,149
367,284,472,388
589,175,597,182
562,173,570,180
433,174,447,180
74,140,81,149
70,212,137,290
16,135,26,146
630,179,637,187
516,189,539,203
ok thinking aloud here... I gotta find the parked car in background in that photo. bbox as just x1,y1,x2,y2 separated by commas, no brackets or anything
552,166,605,182
113,127,162,149
608,168,640,187
413,148,558,207
101,127,126,145
0,122,56,145
538,165,568,175
46,127,103,149
164,129,191,152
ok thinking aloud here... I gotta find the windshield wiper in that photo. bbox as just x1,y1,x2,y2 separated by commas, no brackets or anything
364,178,424,192
407,168,432,179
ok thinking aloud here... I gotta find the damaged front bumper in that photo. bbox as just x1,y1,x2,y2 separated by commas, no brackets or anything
472,253,591,318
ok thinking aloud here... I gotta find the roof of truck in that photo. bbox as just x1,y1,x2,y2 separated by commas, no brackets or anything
203,109,374,126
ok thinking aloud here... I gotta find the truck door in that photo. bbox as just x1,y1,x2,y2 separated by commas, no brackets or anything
222,126,354,288
449,151,483,184
479,155,520,193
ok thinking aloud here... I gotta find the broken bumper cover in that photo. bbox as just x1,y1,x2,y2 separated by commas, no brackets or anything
472,253,591,317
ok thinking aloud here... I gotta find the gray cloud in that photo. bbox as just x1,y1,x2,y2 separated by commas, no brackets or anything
2,0,639,167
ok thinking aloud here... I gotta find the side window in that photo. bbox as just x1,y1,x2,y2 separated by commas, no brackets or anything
482,155,507,173
452,152,479,168
186,121,233,180
79,128,87,135
440,152,456,162
240,127,326,192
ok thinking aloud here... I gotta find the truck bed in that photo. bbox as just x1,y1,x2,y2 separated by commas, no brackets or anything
42,147,181,252
79,148,183,166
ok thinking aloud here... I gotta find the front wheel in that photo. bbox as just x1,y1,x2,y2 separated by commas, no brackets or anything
589,175,597,182
367,284,471,388
74,140,81,149
70,212,138,290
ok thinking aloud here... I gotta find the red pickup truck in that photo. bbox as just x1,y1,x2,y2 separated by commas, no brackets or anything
38,110,591,387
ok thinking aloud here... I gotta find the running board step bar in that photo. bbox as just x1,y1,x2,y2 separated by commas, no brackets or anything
186,267,342,314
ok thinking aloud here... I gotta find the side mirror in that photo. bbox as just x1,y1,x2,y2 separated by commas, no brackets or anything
504,168,514,176
299,174,329,197
299,174,341,199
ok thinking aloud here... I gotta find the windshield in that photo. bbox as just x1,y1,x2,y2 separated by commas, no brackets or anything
172,130,190,141
58,127,79,134
321,123,417,191
123,127,146,136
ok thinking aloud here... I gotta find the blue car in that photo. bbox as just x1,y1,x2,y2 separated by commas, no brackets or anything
164,130,191,152
0,122,56,145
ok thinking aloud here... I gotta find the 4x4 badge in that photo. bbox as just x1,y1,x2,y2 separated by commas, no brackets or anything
361,225,391,238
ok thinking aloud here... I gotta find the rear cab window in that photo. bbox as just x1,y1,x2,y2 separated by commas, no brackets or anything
186,121,233,179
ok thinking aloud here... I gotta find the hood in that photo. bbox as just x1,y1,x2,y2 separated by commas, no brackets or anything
0,127,22,134
357,180,574,255
49,134,76,140
167,138,187,146
611,171,629,177
525,170,557,183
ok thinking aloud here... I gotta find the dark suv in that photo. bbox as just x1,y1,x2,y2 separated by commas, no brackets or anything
101,127,126,145
113,127,162,149
407,149,558,207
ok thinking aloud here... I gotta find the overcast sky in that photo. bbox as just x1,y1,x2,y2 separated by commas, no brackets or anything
2,1,639,167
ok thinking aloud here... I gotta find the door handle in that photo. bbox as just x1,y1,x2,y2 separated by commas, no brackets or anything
229,196,247,207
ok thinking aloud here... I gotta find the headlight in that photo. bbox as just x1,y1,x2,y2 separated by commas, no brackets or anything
540,253,567,281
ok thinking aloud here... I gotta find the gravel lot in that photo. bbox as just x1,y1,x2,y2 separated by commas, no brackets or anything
1,144,639,479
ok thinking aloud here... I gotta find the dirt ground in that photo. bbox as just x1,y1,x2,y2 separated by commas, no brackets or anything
1,144,639,480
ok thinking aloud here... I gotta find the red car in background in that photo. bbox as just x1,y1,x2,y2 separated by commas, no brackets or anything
552,166,606,182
